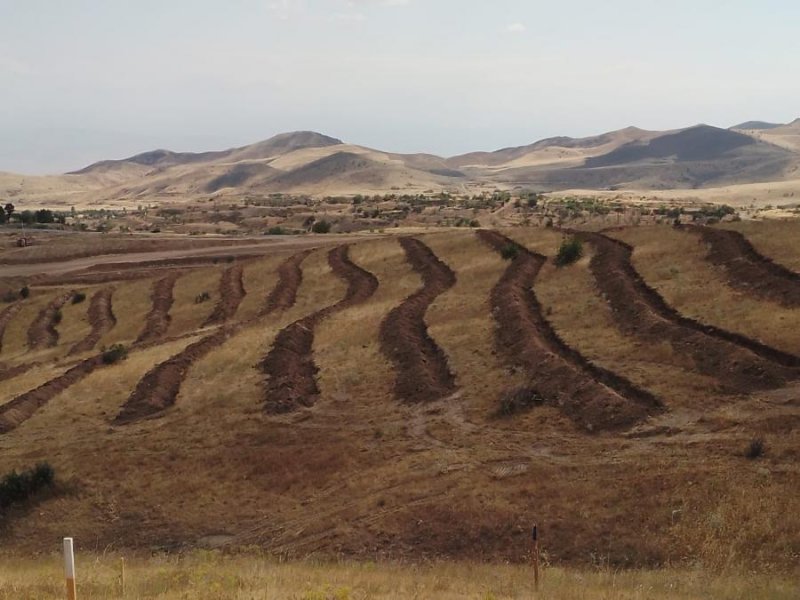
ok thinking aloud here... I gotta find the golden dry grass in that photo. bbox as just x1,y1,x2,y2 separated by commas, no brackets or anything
97,278,157,347
1,553,798,600
610,226,800,355
167,266,221,336
721,220,800,271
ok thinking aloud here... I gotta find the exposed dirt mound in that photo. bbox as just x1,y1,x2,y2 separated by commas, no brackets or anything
261,250,313,316
115,328,234,425
136,273,179,344
0,362,35,383
262,245,379,414
379,237,457,404
69,288,116,355
477,230,662,431
204,264,246,326
683,225,800,307
580,231,799,391
27,291,74,350
0,355,104,434
0,303,22,354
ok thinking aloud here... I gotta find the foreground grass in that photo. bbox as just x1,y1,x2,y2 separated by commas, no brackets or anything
1,553,798,599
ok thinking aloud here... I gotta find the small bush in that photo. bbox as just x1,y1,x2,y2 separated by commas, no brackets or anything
312,220,331,234
495,387,545,418
195,291,211,304
0,462,55,510
500,243,520,261
554,237,583,267
745,437,765,460
102,343,128,365
19,286,30,299
266,226,287,235
71,292,86,304
52,309,62,325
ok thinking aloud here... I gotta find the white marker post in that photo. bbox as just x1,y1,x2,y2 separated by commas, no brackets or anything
63,537,77,600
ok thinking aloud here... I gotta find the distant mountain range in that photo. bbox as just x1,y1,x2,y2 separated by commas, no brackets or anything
2,119,799,204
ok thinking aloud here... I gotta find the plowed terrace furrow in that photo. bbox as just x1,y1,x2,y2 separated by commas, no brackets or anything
27,291,74,350
115,251,312,424
0,303,22,354
204,263,246,326
262,245,378,414
683,225,800,307
261,250,313,316
477,229,662,431
136,273,178,344
379,237,457,404
580,231,799,392
0,355,104,434
69,287,116,355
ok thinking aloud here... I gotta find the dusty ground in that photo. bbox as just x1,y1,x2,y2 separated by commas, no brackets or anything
0,223,798,572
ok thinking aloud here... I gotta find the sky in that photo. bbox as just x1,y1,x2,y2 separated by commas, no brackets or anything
1,0,799,173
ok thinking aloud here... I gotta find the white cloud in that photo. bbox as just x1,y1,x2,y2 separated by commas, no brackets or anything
506,22,526,33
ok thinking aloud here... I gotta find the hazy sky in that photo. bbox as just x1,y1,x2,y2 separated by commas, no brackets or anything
1,0,799,173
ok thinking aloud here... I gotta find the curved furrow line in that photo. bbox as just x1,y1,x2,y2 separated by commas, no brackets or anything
69,287,116,355
0,362,36,384
115,251,313,424
0,355,104,434
27,291,74,351
135,273,179,344
204,263,246,326
681,225,800,307
0,303,22,354
579,231,799,392
261,250,313,316
262,245,379,414
114,327,234,425
379,237,457,404
477,230,662,431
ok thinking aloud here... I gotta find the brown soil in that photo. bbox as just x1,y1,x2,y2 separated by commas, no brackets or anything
69,288,116,355
0,303,22,354
579,231,799,391
204,264,246,326
477,230,662,431
26,291,74,350
0,355,104,434
262,245,379,414
682,225,800,307
379,237,457,404
135,274,179,344
261,250,313,316
114,328,234,425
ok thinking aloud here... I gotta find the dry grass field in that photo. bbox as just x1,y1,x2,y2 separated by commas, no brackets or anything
1,222,799,588
1,553,798,599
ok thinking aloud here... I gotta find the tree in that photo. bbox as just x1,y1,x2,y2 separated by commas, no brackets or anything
3,203,14,221
312,220,331,234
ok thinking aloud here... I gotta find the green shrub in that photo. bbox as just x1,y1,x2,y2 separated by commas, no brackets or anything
2,290,18,303
500,243,520,261
71,292,86,304
195,291,211,304
266,226,287,235
554,237,583,267
745,437,765,460
0,462,55,510
102,343,128,365
495,388,545,417
52,309,63,325
19,286,30,299
312,220,331,234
